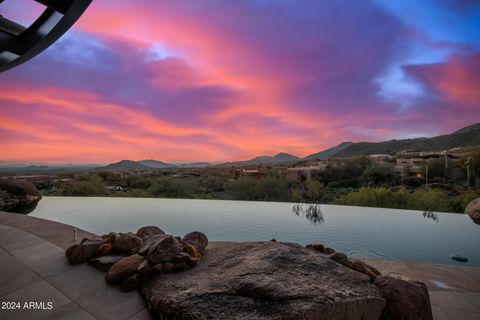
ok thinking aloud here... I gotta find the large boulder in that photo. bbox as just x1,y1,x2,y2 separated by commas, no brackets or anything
141,241,385,320
465,198,480,225
374,275,432,320
0,179,42,213
113,232,143,253
182,231,208,254
105,254,145,284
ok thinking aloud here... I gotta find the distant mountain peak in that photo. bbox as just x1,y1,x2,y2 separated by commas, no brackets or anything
138,159,171,168
101,160,152,171
273,152,300,159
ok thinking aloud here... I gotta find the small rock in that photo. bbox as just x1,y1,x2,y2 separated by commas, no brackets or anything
306,243,325,253
88,254,126,272
152,264,163,273
113,232,143,253
172,261,190,272
350,260,381,280
147,236,184,265
328,252,350,267
136,226,165,240
188,256,200,267
65,243,98,265
465,198,480,225
375,275,432,320
106,254,145,284
138,245,150,256
163,262,174,273
101,232,119,244
80,236,104,245
324,247,336,254
173,252,192,263
96,243,113,256
121,274,138,292
137,260,152,275
182,231,208,254
183,244,197,258
351,259,367,272
143,233,169,247
367,263,381,276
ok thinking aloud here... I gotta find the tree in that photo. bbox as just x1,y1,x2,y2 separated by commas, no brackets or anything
304,179,324,202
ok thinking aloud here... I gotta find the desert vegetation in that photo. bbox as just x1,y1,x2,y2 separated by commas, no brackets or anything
32,148,480,213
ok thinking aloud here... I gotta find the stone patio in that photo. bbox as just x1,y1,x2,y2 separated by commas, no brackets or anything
1,210,479,320
0,211,152,320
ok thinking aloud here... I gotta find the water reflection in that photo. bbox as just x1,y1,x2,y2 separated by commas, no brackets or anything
293,203,324,225
422,211,439,222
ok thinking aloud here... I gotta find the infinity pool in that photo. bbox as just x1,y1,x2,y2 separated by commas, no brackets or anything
30,197,480,266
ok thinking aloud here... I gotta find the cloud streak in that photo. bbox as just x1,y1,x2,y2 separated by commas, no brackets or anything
0,0,479,163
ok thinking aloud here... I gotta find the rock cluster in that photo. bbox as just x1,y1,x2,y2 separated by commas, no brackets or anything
0,179,42,214
306,242,432,320
65,226,208,292
65,229,432,319
306,243,381,280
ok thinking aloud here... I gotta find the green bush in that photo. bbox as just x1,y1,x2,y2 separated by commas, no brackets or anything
226,177,295,201
149,177,201,198
360,166,397,186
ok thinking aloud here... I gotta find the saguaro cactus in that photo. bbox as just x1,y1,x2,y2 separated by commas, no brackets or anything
465,156,476,189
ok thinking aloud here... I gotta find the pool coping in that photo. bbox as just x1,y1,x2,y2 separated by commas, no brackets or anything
0,210,479,320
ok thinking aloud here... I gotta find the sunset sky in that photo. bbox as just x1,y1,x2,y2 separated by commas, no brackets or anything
1,0,479,164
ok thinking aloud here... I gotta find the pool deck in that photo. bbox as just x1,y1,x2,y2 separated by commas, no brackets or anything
0,211,479,320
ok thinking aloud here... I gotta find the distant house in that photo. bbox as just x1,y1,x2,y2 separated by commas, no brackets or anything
395,158,425,178
368,154,393,161
238,169,266,179
395,148,466,178
286,162,327,180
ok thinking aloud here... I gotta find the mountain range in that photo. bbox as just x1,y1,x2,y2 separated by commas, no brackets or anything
93,123,480,170
332,123,480,158
2,123,479,172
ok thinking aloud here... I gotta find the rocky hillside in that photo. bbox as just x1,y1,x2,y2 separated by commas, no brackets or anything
317,123,480,158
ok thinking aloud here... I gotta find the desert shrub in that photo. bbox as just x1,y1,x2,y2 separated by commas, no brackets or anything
304,179,324,202
402,177,424,188
226,177,295,201
407,189,452,212
149,177,201,198
62,180,104,196
327,177,359,188
334,187,459,212
126,175,153,189
226,177,258,200
360,166,397,186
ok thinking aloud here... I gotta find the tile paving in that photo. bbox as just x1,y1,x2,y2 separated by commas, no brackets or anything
1,210,479,319
0,212,152,320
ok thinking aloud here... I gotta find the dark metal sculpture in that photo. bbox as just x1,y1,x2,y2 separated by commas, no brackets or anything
0,0,92,72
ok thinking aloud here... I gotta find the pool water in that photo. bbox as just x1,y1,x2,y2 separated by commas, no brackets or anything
29,197,480,266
